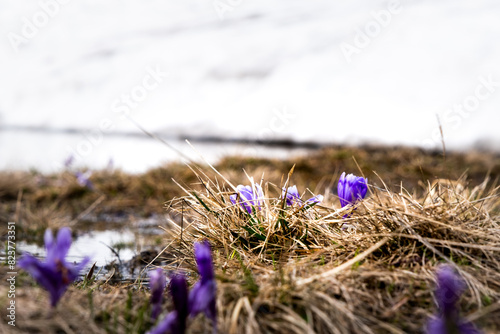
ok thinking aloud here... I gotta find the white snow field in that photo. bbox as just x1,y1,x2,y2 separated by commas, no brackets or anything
1,0,499,172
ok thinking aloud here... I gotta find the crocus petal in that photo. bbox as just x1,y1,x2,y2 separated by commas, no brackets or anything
50,227,72,264
359,180,368,198
150,268,167,304
147,311,178,334
244,183,264,205
189,240,217,329
338,172,347,207
241,202,253,214
229,194,237,205
435,266,464,316
238,185,254,201
194,241,214,282
307,194,323,204
188,281,204,314
233,186,252,213
18,255,57,296
75,171,94,189
240,186,257,210
67,256,91,282
149,268,167,320
288,185,300,198
352,177,368,201
44,229,55,252
18,254,66,307
188,280,217,323
283,186,301,206
170,274,189,332
426,317,447,334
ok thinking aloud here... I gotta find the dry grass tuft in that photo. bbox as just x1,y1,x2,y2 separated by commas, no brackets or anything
162,166,500,333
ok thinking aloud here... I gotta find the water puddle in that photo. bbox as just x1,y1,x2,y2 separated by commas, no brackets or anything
17,229,136,268
9,216,169,282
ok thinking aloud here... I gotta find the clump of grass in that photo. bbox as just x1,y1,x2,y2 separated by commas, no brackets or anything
162,165,500,333
167,167,337,262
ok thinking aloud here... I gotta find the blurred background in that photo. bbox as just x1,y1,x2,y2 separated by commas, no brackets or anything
1,0,499,173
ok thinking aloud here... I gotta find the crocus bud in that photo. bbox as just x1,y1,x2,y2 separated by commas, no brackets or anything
337,172,368,208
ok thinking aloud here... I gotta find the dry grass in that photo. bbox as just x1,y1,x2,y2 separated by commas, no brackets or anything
159,165,500,333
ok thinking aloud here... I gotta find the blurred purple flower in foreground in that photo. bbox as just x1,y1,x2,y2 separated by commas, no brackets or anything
150,268,167,320
282,185,323,207
148,241,216,334
337,172,368,208
230,183,264,214
75,171,94,190
426,266,482,334
189,240,217,329
148,275,189,334
18,227,90,307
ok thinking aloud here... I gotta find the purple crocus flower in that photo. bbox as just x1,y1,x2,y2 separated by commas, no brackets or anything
282,185,323,207
189,240,217,329
147,274,189,334
75,171,94,190
230,183,264,214
150,268,167,320
106,157,114,171
426,266,482,334
282,185,301,206
337,172,368,208
18,227,90,307
63,154,74,168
